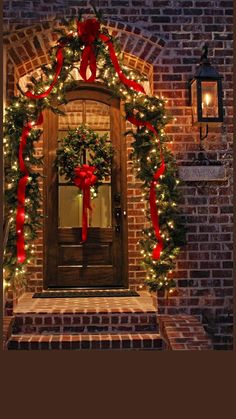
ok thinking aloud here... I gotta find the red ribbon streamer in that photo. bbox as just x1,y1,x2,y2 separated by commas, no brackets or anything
150,160,165,259
16,113,43,263
73,165,97,242
127,115,165,259
77,18,100,82
79,45,97,82
99,33,145,94
25,46,64,100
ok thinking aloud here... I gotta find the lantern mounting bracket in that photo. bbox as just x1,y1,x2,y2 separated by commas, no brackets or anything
199,124,209,147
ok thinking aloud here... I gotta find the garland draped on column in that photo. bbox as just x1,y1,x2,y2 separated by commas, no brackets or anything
16,113,43,263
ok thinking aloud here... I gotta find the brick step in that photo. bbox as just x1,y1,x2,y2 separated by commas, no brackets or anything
12,312,158,335
3,316,15,350
7,332,164,350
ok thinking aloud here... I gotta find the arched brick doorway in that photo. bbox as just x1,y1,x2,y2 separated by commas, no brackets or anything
3,19,165,297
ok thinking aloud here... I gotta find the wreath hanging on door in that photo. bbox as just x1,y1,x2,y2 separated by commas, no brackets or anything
57,125,114,241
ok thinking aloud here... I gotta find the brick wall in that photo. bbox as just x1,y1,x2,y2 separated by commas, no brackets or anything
3,0,233,349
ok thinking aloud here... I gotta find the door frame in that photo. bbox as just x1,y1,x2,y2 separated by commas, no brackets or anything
43,82,128,289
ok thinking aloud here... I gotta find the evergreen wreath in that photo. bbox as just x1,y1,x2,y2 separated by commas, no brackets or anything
57,125,113,196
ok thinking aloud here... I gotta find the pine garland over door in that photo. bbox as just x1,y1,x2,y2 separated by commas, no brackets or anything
3,10,186,292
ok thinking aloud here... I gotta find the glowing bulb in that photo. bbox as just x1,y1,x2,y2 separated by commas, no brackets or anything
3,280,9,289
205,93,211,106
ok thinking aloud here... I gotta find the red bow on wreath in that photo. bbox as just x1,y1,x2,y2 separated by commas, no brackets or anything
73,164,97,242
77,18,100,82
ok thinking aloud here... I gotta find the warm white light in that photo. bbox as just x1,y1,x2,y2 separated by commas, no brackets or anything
3,280,10,289
204,93,211,106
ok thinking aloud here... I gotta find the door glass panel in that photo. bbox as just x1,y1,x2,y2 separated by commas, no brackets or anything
58,99,112,228
58,100,83,130
85,100,110,130
95,131,111,141
59,186,81,227
59,184,111,228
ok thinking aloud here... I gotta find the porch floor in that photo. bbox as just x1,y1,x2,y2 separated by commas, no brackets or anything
14,291,156,314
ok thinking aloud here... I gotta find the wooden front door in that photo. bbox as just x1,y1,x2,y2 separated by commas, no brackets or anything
43,84,128,288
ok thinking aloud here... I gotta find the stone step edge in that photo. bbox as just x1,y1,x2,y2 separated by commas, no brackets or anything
14,312,157,323
12,323,159,335
13,313,157,325
14,309,156,314
12,325,159,335
7,333,164,350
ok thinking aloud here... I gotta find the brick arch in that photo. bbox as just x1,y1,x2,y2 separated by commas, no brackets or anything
4,19,166,96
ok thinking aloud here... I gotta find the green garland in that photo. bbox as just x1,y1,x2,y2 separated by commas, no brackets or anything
3,12,186,292
57,126,113,195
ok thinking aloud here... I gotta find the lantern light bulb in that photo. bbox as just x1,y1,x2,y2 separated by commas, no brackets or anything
205,93,211,106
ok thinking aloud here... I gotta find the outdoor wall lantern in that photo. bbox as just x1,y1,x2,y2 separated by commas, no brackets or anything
189,44,224,148
179,44,226,185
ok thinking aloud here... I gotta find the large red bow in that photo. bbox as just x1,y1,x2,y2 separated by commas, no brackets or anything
77,18,100,82
73,164,97,241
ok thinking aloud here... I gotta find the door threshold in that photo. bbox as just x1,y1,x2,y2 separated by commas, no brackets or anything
45,286,129,290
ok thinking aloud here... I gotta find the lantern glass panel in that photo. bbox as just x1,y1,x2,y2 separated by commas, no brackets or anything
201,81,218,118
191,80,198,124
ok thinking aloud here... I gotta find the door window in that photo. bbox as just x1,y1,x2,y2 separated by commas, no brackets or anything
58,99,112,228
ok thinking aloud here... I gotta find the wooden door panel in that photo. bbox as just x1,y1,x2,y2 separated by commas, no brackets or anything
57,266,114,287
58,228,113,243
59,244,112,265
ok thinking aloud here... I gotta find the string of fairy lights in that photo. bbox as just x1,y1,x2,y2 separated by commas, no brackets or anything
3,15,186,293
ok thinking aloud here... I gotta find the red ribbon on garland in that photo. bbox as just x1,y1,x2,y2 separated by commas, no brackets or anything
25,46,64,100
16,113,43,263
127,115,165,260
98,33,145,94
76,18,145,93
73,165,97,242
77,18,100,82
